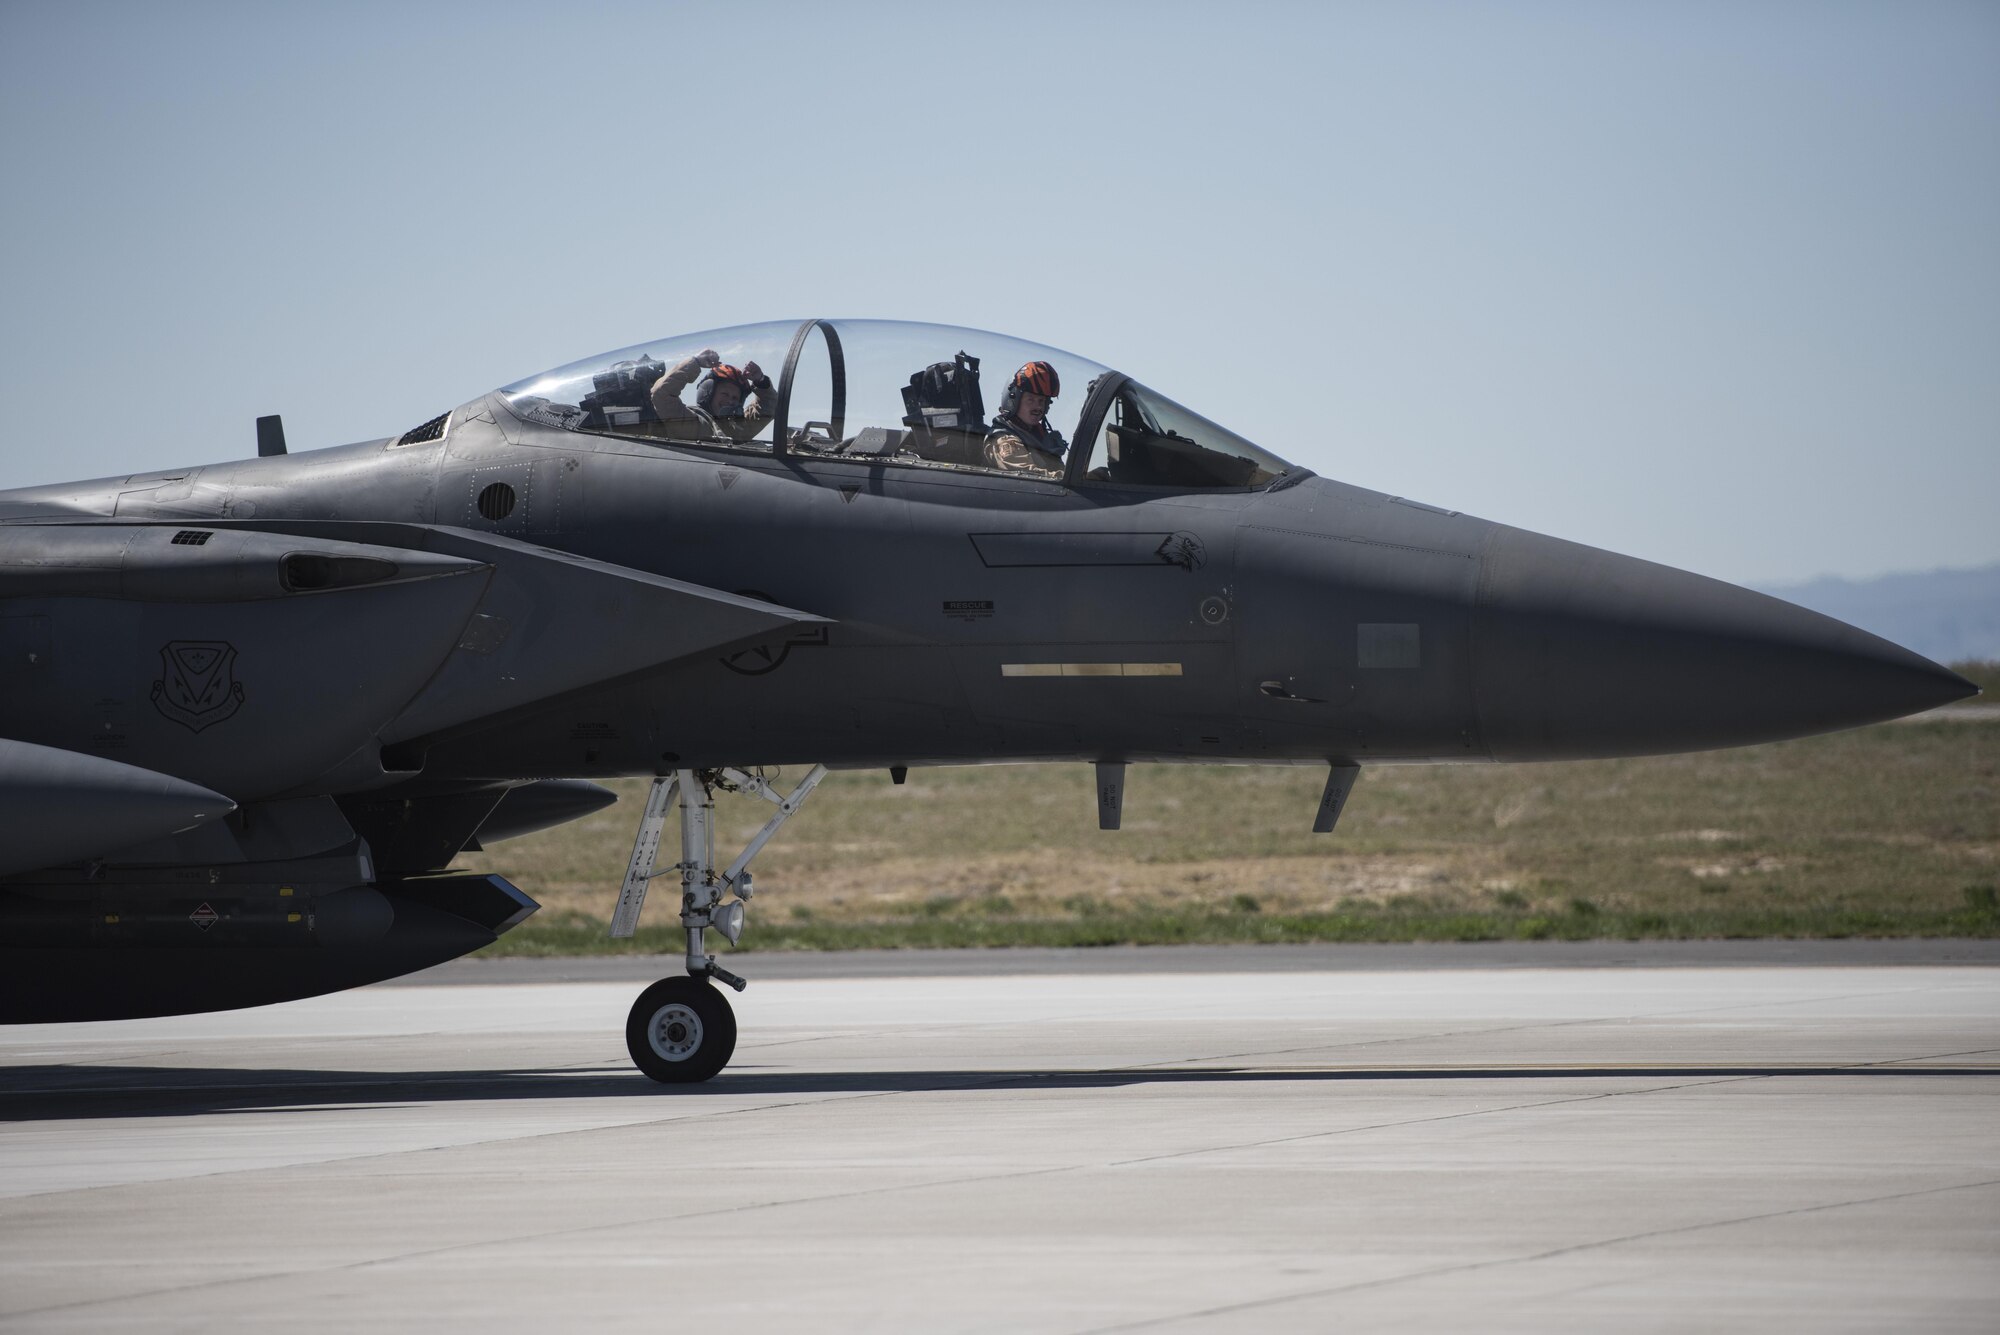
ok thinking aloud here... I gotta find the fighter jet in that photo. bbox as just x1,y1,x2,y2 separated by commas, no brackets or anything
0,318,1976,1080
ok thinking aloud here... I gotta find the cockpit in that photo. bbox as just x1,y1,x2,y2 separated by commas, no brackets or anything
500,320,1296,492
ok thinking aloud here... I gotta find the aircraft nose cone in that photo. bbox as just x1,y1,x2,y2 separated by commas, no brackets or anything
1472,526,1977,760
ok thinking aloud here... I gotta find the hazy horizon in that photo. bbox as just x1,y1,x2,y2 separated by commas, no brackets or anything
2,1,1994,587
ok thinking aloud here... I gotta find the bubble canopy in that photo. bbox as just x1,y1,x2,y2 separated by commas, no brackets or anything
500,319,1295,491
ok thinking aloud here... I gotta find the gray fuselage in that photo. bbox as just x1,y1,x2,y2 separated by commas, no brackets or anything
0,391,1965,798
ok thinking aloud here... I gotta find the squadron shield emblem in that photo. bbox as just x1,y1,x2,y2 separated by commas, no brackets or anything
151,641,245,732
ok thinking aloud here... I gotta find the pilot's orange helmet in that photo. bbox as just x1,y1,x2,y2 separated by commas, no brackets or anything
1011,361,1060,400
696,364,748,414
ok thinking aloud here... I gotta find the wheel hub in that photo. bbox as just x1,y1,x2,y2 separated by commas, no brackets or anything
648,1002,704,1061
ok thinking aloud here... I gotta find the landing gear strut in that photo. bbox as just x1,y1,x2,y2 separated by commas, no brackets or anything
612,765,826,1083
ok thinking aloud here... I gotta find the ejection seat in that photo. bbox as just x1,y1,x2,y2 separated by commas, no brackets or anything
897,351,989,468
577,355,667,432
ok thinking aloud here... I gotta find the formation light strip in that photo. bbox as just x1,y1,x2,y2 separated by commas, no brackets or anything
1000,663,1184,678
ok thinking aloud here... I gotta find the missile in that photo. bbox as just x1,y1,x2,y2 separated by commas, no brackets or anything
0,739,234,876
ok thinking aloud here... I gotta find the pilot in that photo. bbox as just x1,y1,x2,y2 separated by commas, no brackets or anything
983,361,1068,477
649,349,776,444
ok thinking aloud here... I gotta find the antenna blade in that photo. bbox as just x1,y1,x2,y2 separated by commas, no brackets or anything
256,414,287,457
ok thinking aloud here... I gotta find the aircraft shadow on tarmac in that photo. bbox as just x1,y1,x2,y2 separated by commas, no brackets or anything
3,1063,1996,1122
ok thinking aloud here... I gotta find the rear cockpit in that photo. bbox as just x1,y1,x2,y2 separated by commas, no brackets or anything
500,320,1296,493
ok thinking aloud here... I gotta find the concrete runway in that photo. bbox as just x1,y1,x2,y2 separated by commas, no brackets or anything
2,950,1996,1332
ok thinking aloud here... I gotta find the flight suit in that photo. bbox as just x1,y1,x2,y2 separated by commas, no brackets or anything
983,412,1067,477
649,356,775,444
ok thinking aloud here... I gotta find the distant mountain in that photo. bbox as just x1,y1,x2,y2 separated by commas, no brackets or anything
1750,563,2000,665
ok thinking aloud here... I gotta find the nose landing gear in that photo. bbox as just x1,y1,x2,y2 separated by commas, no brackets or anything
611,765,827,1084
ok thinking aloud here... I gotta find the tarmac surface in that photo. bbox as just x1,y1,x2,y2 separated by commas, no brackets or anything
2,945,1997,1332
421,936,2000,982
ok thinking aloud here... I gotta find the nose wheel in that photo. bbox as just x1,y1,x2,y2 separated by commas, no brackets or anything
626,976,737,1083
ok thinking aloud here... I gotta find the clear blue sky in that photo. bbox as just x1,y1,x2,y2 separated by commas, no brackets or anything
2,0,1994,585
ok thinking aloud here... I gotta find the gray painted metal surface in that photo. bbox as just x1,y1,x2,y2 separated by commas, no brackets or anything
0,317,1977,1071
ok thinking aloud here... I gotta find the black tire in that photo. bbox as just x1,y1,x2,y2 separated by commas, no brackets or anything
625,976,737,1083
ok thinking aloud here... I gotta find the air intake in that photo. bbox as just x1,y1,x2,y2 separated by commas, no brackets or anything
397,412,450,446
281,554,401,592
476,483,516,521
